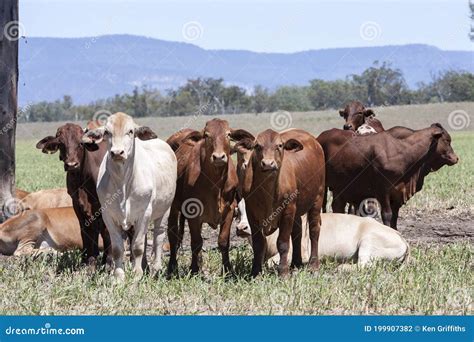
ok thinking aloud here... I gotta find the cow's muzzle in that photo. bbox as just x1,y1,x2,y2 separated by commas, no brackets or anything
260,159,278,172
211,152,228,166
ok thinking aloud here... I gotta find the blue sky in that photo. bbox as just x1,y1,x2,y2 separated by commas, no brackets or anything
21,0,473,52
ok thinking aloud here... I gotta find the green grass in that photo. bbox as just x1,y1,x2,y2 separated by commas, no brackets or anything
4,102,474,315
0,243,472,315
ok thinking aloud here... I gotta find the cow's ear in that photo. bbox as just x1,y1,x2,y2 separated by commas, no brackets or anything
135,126,157,140
242,156,254,194
36,136,60,154
364,108,375,117
186,142,202,187
82,127,105,144
231,139,253,155
183,130,203,146
432,128,443,139
431,123,444,138
339,110,345,117
229,129,254,142
283,139,303,152
84,143,100,152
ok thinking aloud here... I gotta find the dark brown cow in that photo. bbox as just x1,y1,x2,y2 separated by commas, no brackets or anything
166,119,253,275
317,123,458,229
36,124,110,264
339,100,384,132
240,129,325,277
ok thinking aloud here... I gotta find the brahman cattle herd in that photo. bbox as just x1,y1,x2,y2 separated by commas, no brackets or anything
0,101,458,280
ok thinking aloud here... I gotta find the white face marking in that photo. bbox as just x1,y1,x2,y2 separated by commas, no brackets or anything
356,124,377,136
105,113,136,161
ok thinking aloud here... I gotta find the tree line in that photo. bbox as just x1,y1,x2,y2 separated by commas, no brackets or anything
19,62,474,122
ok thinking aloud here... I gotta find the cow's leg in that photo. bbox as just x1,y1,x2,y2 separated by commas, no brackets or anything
290,215,303,268
380,195,393,228
130,218,149,279
307,201,322,272
390,202,400,230
189,219,203,274
277,205,296,277
73,204,95,264
99,219,112,266
150,211,168,275
13,241,36,256
107,224,125,281
167,206,180,277
250,226,265,277
218,205,234,275
331,194,346,213
88,221,101,267
348,204,356,215
322,187,328,213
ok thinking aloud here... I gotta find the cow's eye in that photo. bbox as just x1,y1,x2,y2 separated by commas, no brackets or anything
128,129,134,135
277,143,283,149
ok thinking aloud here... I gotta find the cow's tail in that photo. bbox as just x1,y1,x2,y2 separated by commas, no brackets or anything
177,212,186,249
322,186,328,213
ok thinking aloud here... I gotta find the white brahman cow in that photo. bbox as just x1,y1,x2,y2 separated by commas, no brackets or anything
236,200,409,268
83,112,177,280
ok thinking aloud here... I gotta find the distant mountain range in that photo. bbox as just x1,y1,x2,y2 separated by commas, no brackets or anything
18,34,473,105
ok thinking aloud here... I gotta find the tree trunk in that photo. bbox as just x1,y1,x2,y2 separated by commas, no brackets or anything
0,0,19,223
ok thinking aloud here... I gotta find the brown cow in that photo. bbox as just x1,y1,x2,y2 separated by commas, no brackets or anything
166,119,253,275
317,123,458,229
339,100,384,132
86,120,103,130
21,188,72,210
36,123,110,264
0,207,102,255
239,129,325,277
15,189,30,200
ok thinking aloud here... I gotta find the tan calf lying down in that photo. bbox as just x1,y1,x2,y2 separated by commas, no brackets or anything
236,200,409,266
0,207,96,256
21,188,72,210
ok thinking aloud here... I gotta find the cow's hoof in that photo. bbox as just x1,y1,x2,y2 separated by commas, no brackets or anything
150,263,163,277
278,267,290,278
113,269,126,282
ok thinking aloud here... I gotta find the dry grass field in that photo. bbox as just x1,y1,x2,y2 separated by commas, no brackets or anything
1,102,472,315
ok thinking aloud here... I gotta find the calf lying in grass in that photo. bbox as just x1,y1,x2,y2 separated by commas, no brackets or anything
236,200,409,268
0,207,100,256
21,188,72,210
